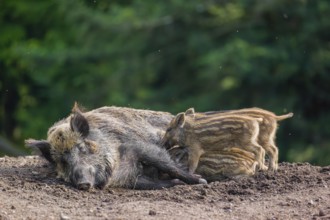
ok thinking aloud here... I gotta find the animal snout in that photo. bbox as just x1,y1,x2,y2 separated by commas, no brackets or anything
160,138,171,149
72,165,96,190
77,181,92,191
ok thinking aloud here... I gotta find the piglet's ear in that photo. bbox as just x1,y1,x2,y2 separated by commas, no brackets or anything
174,113,186,128
185,108,195,118
25,139,54,163
70,102,89,137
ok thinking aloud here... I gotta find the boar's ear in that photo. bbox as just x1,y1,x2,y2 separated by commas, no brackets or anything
70,110,89,137
174,113,186,128
72,101,81,113
25,139,55,163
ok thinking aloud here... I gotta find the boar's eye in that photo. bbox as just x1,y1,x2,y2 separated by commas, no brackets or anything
166,127,173,132
79,145,87,154
76,143,88,154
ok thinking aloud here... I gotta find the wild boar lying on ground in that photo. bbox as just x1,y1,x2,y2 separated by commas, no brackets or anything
161,108,267,178
186,107,293,171
25,103,206,190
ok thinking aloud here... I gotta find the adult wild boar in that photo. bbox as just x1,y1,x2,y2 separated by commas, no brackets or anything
25,103,206,190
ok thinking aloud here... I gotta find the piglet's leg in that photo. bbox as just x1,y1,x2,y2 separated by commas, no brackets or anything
187,146,204,174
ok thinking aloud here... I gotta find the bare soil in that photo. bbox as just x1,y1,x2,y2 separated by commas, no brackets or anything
0,156,330,220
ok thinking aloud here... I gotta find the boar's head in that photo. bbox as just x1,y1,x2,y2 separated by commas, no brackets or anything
25,104,114,190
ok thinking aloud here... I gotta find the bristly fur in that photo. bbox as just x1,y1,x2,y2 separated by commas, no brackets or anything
161,108,267,180
168,146,258,182
26,104,207,190
190,107,293,170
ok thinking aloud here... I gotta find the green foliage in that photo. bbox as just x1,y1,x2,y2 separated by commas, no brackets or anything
1,0,329,165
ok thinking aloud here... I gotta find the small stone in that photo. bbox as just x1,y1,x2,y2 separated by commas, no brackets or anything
308,200,314,205
223,206,232,212
11,205,15,209
200,189,207,196
149,210,156,216
203,184,211,189
223,204,233,210
60,213,70,220
319,209,325,216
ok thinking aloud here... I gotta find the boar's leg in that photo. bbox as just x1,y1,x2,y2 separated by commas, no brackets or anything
133,175,183,190
119,142,207,186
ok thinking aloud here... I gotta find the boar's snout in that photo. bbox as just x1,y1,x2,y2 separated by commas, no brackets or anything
77,182,92,191
71,165,95,191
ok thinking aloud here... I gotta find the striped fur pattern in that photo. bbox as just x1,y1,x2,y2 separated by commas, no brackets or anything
169,146,258,182
187,107,293,171
161,109,267,176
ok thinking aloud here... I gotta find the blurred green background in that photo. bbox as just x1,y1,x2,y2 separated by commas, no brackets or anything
1,0,329,165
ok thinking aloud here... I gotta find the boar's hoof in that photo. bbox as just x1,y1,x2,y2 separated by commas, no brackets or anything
198,178,208,184
193,174,202,178
170,179,185,185
77,182,92,191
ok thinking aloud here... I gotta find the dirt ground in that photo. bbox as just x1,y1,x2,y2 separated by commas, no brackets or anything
0,156,329,220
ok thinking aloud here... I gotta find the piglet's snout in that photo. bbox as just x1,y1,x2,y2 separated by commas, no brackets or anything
160,138,171,150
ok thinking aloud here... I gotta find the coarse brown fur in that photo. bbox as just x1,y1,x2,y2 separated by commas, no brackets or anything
187,107,293,170
161,109,267,178
26,103,207,190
